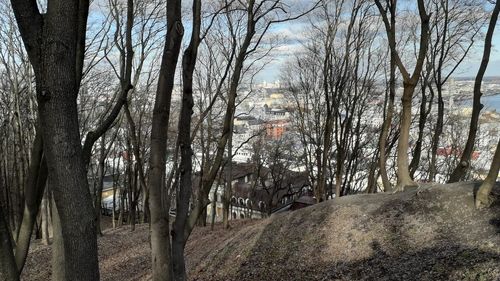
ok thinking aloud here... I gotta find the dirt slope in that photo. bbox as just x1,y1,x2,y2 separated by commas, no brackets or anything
190,182,500,281
22,182,500,281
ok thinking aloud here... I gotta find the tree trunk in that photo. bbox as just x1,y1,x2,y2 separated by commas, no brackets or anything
51,194,65,281
0,203,18,281
448,1,500,183
335,156,343,198
409,76,432,179
375,0,429,191
475,138,500,208
95,136,106,236
112,179,117,229
395,85,418,191
378,37,396,193
210,186,218,231
40,56,99,281
14,129,48,272
41,188,50,245
172,40,196,278
11,0,99,279
185,0,262,236
429,86,443,182
148,0,184,280
223,131,233,229
366,156,379,194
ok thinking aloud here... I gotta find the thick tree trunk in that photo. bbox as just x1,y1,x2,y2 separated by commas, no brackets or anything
40,49,99,281
395,85,418,191
409,78,432,179
14,158,47,271
171,24,197,276
11,0,99,279
366,154,379,194
448,1,499,182
475,138,500,208
148,0,183,280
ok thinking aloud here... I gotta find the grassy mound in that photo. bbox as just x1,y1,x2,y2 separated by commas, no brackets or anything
190,182,500,281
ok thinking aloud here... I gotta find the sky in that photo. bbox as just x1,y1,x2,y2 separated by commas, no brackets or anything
254,16,500,84
85,0,500,84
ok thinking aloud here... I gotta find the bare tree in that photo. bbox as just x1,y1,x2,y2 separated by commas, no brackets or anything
375,0,430,191
409,0,485,181
171,0,201,279
285,0,382,198
10,1,100,280
147,0,183,279
186,0,318,235
448,0,499,182
257,137,297,214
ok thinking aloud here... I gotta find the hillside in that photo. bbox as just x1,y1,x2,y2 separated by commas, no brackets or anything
22,182,500,281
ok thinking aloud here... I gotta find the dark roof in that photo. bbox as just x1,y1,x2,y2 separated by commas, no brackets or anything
236,115,257,121
294,195,316,205
247,119,266,126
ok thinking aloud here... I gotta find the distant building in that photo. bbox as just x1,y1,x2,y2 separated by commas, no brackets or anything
265,119,289,139
203,163,312,221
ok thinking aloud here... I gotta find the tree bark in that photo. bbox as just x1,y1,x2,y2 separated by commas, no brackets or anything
10,0,99,279
14,128,47,273
210,185,219,231
409,73,432,179
51,193,65,281
377,6,396,193
223,127,233,228
95,135,106,236
41,188,50,245
172,1,200,279
0,203,18,281
396,85,419,190
378,96,394,192
428,86,443,182
148,0,183,280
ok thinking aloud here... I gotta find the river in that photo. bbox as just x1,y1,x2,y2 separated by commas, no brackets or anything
460,94,500,111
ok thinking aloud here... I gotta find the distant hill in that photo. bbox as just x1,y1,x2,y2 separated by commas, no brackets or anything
21,182,500,281
453,76,500,82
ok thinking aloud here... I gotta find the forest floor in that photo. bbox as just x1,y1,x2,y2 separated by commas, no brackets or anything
22,182,500,281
